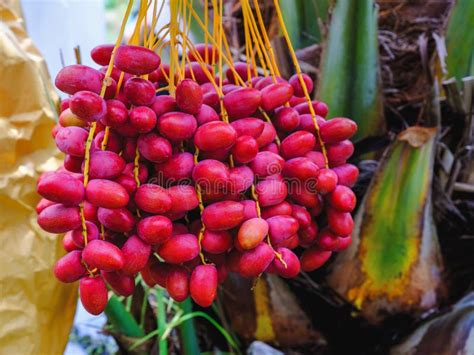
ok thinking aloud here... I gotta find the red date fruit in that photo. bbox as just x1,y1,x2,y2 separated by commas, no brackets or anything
137,215,173,245
79,276,108,315
82,239,124,271
327,208,354,236
195,104,219,126
202,201,244,231
101,99,128,128
289,73,314,97
273,248,301,278
114,45,161,75
70,91,107,122
190,264,218,307
89,151,126,179
232,135,258,164
71,221,99,247
256,179,288,207
315,168,338,194
55,126,88,157
124,78,156,106
92,130,122,153
134,184,172,214
261,201,293,219
55,64,103,95
327,185,356,212
255,122,277,148
291,204,311,228
157,112,197,141
194,121,237,152
241,199,258,221
223,88,262,119
37,172,84,205
267,215,299,245
274,107,300,132
121,235,152,275
188,43,218,64
166,266,189,302
228,166,254,194
319,118,357,143
35,198,56,214
97,207,135,233
59,108,87,127
202,230,233,254
155,152,194,181
299,221,319,248
249,151,285,177
281,131,316,159
305,151,326,169
332,164,359,187
300,247,332,272
102,271,135,297
137,133,172,163
260,82,294,111
167,185,199,214
157,234,199,264
333,235,352,251
63,232,80,252
282,157,319,182
53,250,86,283
294,100,329,118
239,243,275,278
148,258,170,287
327,140,354,167
230,118,265,138
91,44,114,65
150,95,177,117
38,204,81,233
129,106,157,134
192,159,230,189
317,228,340,251
176,79,203,114
86,179,129,209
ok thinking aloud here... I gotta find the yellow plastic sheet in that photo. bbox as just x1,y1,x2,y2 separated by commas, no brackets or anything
0,2,77,354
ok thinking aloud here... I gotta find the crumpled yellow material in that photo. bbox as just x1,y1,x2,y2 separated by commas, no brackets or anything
0,2,77,354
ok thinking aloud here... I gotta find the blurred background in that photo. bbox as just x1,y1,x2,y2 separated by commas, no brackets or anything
1,0,473,354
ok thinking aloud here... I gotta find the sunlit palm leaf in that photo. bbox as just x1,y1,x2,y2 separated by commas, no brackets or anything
327,127,444,324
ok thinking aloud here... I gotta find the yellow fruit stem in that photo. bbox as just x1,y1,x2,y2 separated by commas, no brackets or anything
272,0,329,168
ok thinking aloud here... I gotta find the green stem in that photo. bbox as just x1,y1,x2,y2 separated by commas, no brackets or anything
178,299,200,355
139,288,150,329
156,288,168,355
104,295,144,338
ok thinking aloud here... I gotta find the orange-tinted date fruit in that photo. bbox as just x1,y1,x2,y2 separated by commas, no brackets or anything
237,218,269,250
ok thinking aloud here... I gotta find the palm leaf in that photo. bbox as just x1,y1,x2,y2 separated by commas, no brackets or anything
446,0,474,80
327,127,444,323
318,0,384,141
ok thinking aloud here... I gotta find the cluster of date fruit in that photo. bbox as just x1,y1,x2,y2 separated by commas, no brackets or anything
36,43,358,315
